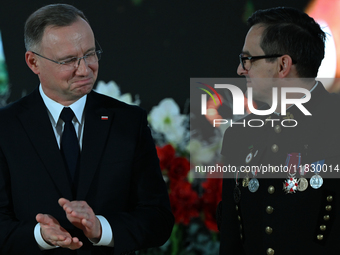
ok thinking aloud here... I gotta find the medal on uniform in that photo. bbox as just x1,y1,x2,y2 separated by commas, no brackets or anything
297,177,308,191
297,164,308,191
248,178,259,192
243,146,254,187
310,175,323,189
245,145,254,164
283,153,301,194
242,167,250,187
248,167,259,193
283,112,294,122
245,152,253,164
265,115,271,125
310,160,325,189
242,173,250,187
283,175,299,194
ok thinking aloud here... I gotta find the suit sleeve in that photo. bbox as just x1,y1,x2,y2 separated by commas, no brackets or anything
0,146,43,254
106,110,174,254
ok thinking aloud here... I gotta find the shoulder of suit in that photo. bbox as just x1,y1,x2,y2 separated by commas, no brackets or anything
89,90,145,114
0,93,29,117
312,91,340,124
324,91,340,108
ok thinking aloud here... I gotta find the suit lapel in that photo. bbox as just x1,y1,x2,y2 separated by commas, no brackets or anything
76,92,114,200
17,89,73,199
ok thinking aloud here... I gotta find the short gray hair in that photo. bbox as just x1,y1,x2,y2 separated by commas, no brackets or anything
24,4,89,51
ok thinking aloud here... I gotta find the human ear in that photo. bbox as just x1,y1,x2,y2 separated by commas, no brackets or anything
25,51,40,74
278,55,293,78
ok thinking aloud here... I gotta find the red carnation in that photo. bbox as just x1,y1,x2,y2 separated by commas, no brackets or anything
169,180,200,225
168,157,190,181
156,144,176,170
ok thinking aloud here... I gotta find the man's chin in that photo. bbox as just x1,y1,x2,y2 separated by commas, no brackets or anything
75,84,93,95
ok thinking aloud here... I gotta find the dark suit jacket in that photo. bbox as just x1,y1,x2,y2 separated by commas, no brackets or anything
219,83,340,254
0,88,174,255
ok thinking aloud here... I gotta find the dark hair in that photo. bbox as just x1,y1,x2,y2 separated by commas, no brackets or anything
247,7,325,78
24,4,89,51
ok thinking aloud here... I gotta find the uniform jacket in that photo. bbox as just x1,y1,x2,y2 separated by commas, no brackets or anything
0,88,174,255
219,83,340,255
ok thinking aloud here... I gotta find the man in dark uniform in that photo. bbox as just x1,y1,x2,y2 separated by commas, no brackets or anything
219,7,340,255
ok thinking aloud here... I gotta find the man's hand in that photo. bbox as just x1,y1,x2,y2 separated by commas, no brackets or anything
36,214,83,249
58,198,102,242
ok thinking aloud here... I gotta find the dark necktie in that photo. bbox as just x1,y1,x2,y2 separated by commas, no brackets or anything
60,107,80,181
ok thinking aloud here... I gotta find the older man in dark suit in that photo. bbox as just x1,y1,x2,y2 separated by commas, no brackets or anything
0,4,173,255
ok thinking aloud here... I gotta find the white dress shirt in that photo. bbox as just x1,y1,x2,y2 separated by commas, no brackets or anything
34,85,114,249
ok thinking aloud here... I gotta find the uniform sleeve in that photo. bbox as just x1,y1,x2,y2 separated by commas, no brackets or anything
219,130,246,255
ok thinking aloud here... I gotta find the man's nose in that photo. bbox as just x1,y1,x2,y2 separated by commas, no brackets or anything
237,63,247,76
75,57,89,75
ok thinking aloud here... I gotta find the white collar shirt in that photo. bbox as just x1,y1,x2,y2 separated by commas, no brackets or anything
39,85,86,149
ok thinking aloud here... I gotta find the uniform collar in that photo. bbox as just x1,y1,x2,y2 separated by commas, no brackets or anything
272,81,319,116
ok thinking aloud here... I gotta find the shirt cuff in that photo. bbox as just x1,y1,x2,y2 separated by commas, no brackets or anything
34,223,58,250
90,215,114,247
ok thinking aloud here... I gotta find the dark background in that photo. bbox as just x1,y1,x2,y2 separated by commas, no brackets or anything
0,0,310,112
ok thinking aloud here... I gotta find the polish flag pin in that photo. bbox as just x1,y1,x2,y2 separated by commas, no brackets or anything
101,116,109,120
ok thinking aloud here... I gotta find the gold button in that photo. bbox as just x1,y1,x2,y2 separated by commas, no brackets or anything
265,226,273,234
266,248,275,255
317,234,324,240
268,185,275,194
327,196,333,202
266,206,274,214
238,215,241,221
320,225,326,231
326,205,332,211
236,205,239,211
274,125,282,133
323,215,330,221
240,233,243,239
271,144,279,153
